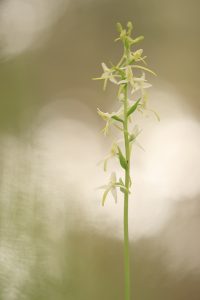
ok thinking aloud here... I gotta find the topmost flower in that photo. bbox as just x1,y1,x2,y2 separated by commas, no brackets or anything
93,21,156,96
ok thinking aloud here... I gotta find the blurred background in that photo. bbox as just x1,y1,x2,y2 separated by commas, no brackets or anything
0,0,200,299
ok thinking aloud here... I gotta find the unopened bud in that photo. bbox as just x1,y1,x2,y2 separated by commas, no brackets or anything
127,21,133,35
116,22,123,33
131,35,144,45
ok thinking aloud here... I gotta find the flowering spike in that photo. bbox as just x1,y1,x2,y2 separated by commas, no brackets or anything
94,22,158,300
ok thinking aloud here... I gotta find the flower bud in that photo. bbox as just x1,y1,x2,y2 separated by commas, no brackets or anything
116,22,123,33
131,35,144,45
127,21,133,35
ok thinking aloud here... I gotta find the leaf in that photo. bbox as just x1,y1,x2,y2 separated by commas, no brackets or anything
119,177,125,186
116,181,130,194
118,178,126,193
120,186,127,194
111,115,124,123
127,98,141,117
117,147,127,170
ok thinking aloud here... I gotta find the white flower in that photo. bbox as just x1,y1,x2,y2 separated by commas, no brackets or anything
132,49,143,60
98,172,129,206
99,142,119,171
100,63,118,90
125,66,135,90
97,107,123,135
131,72,152,95
98,172,118,206
97,108,113,135
122,66,152,95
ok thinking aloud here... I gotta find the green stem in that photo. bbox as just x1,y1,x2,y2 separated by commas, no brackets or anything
123,84,130,300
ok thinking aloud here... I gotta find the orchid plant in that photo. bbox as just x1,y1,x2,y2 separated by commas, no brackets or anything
94,22,158,300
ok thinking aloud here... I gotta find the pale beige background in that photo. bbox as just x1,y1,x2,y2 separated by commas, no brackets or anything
0,0,199,299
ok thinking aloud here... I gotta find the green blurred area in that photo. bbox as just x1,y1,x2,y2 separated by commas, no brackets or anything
0,0,200,299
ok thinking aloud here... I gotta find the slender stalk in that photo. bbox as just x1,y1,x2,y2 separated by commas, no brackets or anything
123,84,131,300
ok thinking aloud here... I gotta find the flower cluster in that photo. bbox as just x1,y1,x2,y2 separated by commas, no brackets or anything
94,22,158,206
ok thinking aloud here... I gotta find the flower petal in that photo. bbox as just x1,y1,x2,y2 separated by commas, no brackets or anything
110,172,117,184
111,187,117,203
102,188,111,206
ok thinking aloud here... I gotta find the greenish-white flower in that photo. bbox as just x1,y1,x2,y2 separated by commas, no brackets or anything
99,172,118,206
131,72,152,95
97,107,123,135
98,63,118,90
101,142,119,171
129,49,144,63
98,172,129,206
